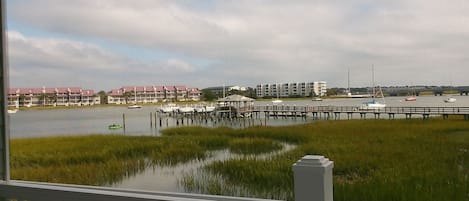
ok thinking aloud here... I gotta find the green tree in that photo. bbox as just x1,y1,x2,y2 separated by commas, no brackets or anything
201,89,216,101
98,91,108,104
123,92,132,104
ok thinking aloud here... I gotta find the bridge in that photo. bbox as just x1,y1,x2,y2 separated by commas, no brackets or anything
432,86,469,96
380,86,469,96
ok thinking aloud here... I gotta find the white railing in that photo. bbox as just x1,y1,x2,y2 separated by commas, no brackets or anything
0,155,334,201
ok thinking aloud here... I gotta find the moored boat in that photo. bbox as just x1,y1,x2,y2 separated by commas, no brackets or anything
359,66,386,110
128,105,142,109
443,97,456,103
108,124,123,129
159,103,179,113
359,99,386,110
7,109,18,114
405,96,417,101
178,106,195,113
272,99,283,104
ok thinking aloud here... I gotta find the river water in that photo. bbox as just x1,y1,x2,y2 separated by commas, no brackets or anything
9,95,469,139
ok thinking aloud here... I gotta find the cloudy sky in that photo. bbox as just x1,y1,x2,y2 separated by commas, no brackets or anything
6,0,469,91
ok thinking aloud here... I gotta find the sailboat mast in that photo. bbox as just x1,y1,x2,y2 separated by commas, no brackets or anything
372,65,375,98
347,68,350,94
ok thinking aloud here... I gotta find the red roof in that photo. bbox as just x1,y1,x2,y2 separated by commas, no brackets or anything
155,86,164,91
174,85,186,90
31,88,44,94
82,89,95,96
56,88,69,93
108,89,123,96
187,88,200,94
122,86,145,92
8,88,19,95
69,87,82,93
144,86,154,92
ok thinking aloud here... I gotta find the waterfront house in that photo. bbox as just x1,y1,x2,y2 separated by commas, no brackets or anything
7,87,100,108
106,85,201,104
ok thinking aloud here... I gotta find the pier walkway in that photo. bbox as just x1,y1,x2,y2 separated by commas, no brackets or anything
249,106,469,120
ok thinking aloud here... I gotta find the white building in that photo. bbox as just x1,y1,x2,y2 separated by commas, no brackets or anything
313,81,327,97
256,81,327,98
107,85,201,104
8,87,100,108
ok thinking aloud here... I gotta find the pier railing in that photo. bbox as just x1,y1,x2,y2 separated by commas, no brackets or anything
252,106,469,115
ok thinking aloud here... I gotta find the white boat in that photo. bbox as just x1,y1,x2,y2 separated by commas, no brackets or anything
405,96,417,101
159,103,179,113
312,97,323,101
405,86,417,101
7,109,18,114
272,99,283,104
178,106,194,113
128,87,142,109
444,97,456,103
359,99,386,110
204,105,216,112
360,66,386,110
128,105,142,109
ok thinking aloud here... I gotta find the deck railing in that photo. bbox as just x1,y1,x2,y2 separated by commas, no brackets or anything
251,106,469,115
0,155,334,201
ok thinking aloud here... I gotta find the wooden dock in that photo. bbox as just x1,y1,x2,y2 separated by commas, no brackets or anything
248,106,469,120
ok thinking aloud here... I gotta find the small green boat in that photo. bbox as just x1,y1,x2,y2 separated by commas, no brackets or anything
108,124,123,130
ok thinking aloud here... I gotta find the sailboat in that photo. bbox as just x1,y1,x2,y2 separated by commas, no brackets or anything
346,68,372,98
405,86,417,101
128,87,142,109
272,84,283,104
359,66,386,110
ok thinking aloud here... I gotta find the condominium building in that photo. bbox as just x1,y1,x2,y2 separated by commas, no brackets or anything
313,81,327,97
7,87,100,108
256,81,327,98
107,85,201,104
203,85,248,98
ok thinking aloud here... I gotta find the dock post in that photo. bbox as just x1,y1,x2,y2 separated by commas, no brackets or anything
154,112,157,128
292,155,334,201
150,112,153,128
374,113,380,119
122,113,126,134
360,113,366,119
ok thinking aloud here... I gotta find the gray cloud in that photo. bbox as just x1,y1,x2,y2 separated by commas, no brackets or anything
7,0,469,89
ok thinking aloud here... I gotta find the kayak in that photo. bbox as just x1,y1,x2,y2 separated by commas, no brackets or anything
108,124,123,129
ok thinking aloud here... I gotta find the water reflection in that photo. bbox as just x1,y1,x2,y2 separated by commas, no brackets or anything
112,143,296,192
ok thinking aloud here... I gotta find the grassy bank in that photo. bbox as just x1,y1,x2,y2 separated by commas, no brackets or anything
10,119,469,201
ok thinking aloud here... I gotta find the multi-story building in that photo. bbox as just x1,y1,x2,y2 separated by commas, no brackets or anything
204,85,248,98
106,85,201,104
313,81,327,97
256,81,327,98
7,87,100,108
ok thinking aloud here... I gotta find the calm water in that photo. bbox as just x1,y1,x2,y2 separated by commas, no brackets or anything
9,95,469,139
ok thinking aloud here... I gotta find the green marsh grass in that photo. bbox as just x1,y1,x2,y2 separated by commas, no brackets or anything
10,119,469,201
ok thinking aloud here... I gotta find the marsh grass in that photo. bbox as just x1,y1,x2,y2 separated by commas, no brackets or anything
10,119,469,201
228,138,283,155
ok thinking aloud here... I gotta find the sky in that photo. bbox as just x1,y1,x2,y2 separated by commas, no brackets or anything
5,0,469,91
